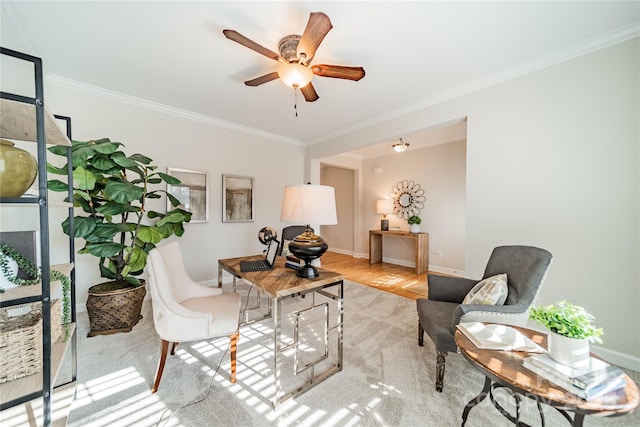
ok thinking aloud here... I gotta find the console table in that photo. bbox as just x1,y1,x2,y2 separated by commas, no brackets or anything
455,325,639,426
369,230,429,274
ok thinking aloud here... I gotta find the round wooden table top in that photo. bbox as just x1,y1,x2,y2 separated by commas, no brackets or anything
454,325,640,418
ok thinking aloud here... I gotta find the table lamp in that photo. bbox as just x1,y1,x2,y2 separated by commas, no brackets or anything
376,199,394,231
280,184,337,278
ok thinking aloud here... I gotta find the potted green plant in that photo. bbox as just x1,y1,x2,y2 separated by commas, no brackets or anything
408,215,421,233
529,300,604,368
47,138,192,336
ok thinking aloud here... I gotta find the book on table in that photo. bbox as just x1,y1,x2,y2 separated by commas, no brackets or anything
524,353,626,391
456,322,545,352
572,364,626,390
522,358,627,400
285,255,303,270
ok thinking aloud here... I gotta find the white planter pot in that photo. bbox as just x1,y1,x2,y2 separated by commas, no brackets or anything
409,224,420,233
547,332,590,369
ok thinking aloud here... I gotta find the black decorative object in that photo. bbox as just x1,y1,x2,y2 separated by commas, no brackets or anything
287,229,329,278
258,226,278,246
376,199,393,231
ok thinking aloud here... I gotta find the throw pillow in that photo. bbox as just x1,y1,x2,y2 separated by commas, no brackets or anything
462,273,508,305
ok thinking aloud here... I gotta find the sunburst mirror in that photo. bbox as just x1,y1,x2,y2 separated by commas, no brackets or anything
389,180,426,219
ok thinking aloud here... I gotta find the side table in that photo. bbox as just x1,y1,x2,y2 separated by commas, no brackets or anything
455,325,639,426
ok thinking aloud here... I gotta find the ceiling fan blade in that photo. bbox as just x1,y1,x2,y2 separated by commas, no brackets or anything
301,82,319,102
312,64,365,81
297,12,333,64
223,29,283,62
244,72,279,87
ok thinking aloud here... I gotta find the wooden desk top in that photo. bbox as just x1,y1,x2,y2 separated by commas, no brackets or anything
455,325,640,417
218,255,344,299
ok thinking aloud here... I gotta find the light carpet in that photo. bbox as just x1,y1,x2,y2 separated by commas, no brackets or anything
64,280,639,427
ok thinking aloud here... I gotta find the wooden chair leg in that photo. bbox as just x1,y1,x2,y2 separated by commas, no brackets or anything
151,340,170,393
436,351,447,392
230,332,238,383
418,322,424,346
171,342,179,355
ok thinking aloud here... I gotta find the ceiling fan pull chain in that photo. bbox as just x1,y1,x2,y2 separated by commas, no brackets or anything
294,87,299,117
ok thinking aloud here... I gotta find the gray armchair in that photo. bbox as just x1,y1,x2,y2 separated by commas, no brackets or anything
416,245,552,392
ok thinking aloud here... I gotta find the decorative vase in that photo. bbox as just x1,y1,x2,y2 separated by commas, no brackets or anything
547,331,590,369
86,280,146,337
0,139,38,197
409,224,420,233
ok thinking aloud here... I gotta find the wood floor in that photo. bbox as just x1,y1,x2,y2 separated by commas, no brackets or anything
320,251,429,300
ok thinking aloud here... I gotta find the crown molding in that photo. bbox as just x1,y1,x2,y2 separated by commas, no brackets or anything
307,24,640,146
39,23,639,150
45,74,305,147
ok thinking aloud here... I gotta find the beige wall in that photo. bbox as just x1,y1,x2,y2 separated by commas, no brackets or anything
308,39,640,368
0,73,306,311
361,140,466,274
2,27,637,369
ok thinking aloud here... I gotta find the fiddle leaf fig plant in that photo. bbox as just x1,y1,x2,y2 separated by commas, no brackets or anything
529,300,604,343
47,138,192,286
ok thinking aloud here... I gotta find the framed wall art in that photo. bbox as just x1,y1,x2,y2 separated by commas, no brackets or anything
222,174,254,223
166,168,209,223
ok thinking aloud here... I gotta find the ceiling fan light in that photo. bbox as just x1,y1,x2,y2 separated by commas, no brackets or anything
278,62,313,88
392,138,410,152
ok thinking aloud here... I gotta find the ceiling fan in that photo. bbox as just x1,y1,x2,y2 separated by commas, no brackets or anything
223,12,365,102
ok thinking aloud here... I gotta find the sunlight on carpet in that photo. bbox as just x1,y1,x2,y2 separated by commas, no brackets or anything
0,382,75,427
71,368,174,427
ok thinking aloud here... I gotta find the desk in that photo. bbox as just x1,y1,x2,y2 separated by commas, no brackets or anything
455,325,639,426
218,255,344,410
369,230,429,274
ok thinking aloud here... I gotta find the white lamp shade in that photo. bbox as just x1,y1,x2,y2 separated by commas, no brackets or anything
376,199,394,214
278,63,314,88
280,185,337,225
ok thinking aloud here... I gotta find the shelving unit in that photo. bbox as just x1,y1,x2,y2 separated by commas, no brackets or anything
0,47,77,427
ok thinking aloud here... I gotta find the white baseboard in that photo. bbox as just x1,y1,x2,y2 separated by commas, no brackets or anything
382,256,414,269
591,345,640,372
429,265,465,277
77,302,87,313
327,247,354,256
327,249,372,259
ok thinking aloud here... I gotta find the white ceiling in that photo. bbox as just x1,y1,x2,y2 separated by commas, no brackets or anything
1,1,638,157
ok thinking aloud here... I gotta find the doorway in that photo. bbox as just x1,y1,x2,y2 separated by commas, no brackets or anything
320,165,355,255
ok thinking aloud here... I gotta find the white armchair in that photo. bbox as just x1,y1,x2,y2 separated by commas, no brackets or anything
147,242,241,393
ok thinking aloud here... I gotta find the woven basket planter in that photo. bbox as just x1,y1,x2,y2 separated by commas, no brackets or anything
0,299,62,383
86,280,146,337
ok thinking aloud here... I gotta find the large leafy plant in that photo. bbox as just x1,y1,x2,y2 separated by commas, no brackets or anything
47,138,191,286
529,300,604,343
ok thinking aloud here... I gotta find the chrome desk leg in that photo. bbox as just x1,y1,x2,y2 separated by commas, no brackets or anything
272,296,282,410
337,281,343,371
